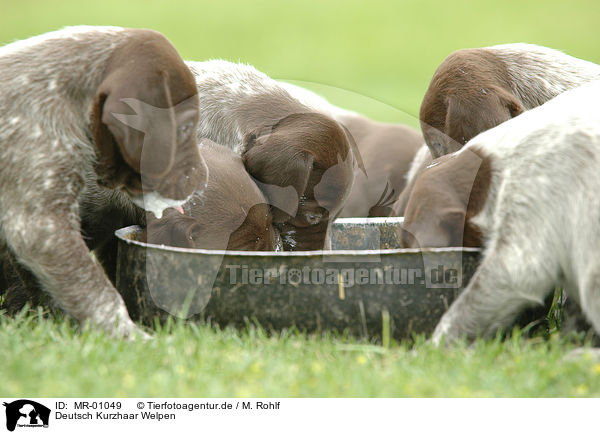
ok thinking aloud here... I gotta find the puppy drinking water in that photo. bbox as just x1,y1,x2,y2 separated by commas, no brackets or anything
0,27,204,336
394,44,600,216
186,60,359,250
277,81,423,217
401,81,600,345
146,140,282,252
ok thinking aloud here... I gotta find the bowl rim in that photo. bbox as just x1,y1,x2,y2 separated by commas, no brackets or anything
115,225,482,257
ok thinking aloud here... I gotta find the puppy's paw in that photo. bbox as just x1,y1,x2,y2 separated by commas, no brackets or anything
126,327,152,342
430,313,472,347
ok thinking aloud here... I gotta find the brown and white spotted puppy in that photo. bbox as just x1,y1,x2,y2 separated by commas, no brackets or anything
0,27,204,337
401,81,600,345
185,60,360,250
146,140,282,251
277,81,423,217
242,112,355,250
393,43,600,216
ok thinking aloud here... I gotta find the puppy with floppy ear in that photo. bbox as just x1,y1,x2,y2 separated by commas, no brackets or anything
242,112,355,250
184,60,362,250
400,148,490,249
401,81,600,346
394,43,600,217
276,80,423,218
419,44,600,159
146,140,281,252
90,30,202,206
0,27,204,337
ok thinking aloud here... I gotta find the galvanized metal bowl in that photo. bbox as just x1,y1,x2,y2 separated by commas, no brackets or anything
115,217,481,340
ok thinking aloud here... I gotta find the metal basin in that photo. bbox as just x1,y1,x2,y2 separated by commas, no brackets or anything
115,217,481,340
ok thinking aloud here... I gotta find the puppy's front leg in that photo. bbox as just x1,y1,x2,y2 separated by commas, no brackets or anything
3,251,48,314
432,243,555,345
3,212,143,338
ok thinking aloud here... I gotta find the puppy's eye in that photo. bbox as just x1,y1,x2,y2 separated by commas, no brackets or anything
177,121,194,143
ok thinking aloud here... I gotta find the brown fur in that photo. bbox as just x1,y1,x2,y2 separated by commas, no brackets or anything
242,112,354,250
146,141,280,251
393,48,524,218
420,48,524,159
401,149,492,248
393,44,598,218
0,27,203,337
337,114,423,217
90,29,202,199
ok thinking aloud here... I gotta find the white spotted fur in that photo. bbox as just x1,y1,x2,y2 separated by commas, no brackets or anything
0,26,153,338
398,43,600,215
432,80,600,344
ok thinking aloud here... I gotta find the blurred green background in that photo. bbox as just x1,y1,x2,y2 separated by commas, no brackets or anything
1,0,599,128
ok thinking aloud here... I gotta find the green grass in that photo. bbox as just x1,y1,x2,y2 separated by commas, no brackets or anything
1,308,599,397
1,0,600,122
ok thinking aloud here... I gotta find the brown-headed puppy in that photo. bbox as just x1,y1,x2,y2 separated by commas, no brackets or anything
0,27,204,337
393,43,600,217
399,81,600,347
336,114,422,217
242,112,354,251
400,149,489,249
276,81,423,217
186,60,359,250
146,140,281,252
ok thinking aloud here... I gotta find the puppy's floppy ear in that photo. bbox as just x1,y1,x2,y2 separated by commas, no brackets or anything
244,142,313,207
94,72,181,178
496,86,525,118
440,207,468,247
91,93,119,179
243,125,275,153
243,124,314,195
445,86,525,149
340,124,366,176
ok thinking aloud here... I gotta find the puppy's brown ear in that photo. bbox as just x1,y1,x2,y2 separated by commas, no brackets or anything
91,93,119,179
242,125,274,153
340,124,366,176
249,142,314,190
243,136,312,222
497,86,525,118
440,208,468,247
95,72,185,179
445,87,525,149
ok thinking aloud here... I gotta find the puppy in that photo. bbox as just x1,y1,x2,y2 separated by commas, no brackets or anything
400,148,488,249
1,139,281,315
277,81,423,217
0,27,204,336
337,114,422,217
243,112,354,250
401,81,600,344
146,140,282,251
185,60,360,250
393,43,600,216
